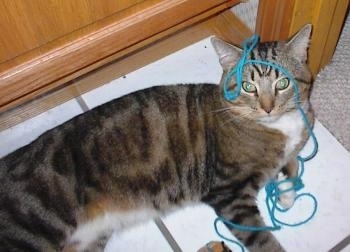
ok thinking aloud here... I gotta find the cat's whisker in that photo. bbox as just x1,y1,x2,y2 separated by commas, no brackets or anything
221,110,254,125
212,106,254,122
211,106,236,114
221,117,234,126
221,115,248,126
220,112,242,126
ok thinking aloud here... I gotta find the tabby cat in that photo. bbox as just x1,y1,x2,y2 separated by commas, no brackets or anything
0,24,313,252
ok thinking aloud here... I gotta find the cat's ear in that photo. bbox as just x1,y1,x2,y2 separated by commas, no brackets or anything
287,24,312,63
211,37,242,70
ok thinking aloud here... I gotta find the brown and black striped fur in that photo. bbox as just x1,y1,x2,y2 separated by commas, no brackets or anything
0,25,313,251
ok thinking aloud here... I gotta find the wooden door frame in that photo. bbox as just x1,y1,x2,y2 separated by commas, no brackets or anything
255,0,349,76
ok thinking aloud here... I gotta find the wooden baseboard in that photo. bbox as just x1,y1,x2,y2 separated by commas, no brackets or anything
0,9,251,131
0,0,240,114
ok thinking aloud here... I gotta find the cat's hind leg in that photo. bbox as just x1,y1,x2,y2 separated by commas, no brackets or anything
63,230,112,252
64,207,157,251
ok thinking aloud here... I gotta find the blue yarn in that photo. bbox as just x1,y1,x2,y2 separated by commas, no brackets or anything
214,35,318,251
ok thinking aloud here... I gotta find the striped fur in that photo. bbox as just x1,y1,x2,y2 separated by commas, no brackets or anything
0,25,313,252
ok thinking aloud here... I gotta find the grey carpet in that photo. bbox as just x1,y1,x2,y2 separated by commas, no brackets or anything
311,12,350,151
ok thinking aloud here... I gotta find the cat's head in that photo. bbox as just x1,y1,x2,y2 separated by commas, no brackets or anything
211,24,312,122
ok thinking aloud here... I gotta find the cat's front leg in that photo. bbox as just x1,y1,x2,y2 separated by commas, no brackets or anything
277,158,298,209
203,194,285,252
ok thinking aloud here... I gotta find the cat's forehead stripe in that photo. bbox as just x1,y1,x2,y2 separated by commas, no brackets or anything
265,65,273,76
251,70,255,81
275,68,280,78
257,43,268,60
246,42,282,78
250,50,255,60
271,42,278,59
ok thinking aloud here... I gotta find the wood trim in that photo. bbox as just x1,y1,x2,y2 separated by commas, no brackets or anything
308,0,349,74
0,10,251,131
256,0,349,76
285,0,349,75
0,1,145,63
255,0,296,41
319,0,349,69
209,9,252,44
0,0,240,113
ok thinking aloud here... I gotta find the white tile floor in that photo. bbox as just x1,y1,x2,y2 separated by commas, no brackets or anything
1,38,350,252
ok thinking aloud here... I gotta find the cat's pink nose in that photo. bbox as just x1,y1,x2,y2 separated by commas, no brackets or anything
259,96,274,114
264,107,273,114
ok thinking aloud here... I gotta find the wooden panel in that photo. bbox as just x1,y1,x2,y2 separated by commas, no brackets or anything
255,0,296,41
0,10,251,131
0,0,240,113
256,0,349,76
287,0,315,34
0,0,143,63
318,0,349,69
307,0,349,74
287,0,349,75
209,9,252,45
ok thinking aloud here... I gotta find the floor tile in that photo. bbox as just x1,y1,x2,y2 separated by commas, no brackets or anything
257,121,350,252
161,204,238,251
81,37,222,109
105,220,172,252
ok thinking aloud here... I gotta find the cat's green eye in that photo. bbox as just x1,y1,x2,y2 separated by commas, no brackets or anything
242,81,257,93
276,78,290,91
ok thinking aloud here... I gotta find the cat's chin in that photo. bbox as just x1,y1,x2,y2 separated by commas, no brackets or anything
256,114,281,124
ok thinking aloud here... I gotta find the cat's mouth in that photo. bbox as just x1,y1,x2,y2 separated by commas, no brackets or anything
256,113,281,123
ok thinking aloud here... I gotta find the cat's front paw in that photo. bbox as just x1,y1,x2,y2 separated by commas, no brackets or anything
277,173,296,209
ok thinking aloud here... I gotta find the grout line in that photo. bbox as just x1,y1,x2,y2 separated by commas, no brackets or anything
154,217,183,252
75,96,90,112
328,234,350,252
